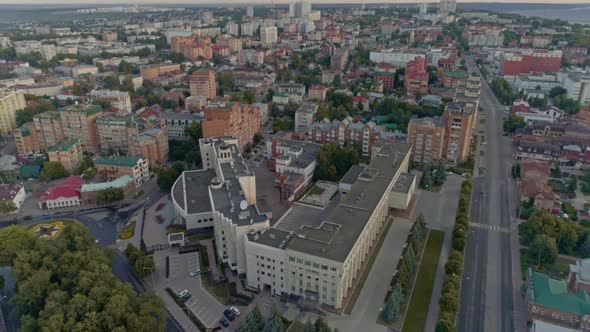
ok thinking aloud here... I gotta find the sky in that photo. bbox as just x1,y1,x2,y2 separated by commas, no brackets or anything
0,0,590,4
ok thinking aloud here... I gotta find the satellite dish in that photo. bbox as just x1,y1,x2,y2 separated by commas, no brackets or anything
240,200,248,211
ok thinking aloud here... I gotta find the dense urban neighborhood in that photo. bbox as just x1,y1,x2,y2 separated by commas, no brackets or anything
0,1,590,332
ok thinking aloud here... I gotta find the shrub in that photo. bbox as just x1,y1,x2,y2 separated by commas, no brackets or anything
119,231,133,240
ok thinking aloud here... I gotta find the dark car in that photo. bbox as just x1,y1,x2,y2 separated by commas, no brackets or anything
223,309,235,321
219,318,229,327
181,294,192,302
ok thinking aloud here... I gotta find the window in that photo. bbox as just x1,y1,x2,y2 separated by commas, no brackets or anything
296,258,303,264
289,257,295,262
312,263,320,268
304,260,311,266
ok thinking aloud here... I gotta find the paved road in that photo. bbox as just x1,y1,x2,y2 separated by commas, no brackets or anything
458,56,517,332
325,218,412,332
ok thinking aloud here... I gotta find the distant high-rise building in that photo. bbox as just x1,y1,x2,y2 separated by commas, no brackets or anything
440,0,456,17
289,1,296,17
295,0,312,18
225,22,239,36
200,11,213,24
241,22,256,36
246,6,254,17
260,26,278,46
419,0,428,16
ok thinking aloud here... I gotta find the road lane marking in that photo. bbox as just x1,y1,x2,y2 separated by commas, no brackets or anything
470,222,509,233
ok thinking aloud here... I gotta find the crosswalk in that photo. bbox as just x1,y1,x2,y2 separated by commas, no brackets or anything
470,222,510,233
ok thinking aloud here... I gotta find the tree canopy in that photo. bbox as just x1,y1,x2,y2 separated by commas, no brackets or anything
315,142,360,182
0,223,167,332
40,161,69,181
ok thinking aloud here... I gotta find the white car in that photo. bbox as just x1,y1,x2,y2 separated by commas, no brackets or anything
178,289,189,298
229,306,241,316
189,269,201,277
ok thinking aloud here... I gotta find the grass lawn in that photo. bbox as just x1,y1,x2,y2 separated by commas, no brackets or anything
401,230,445,332
343,217,395,315
201,272,230,305
520,251,576,280
307,184,326,196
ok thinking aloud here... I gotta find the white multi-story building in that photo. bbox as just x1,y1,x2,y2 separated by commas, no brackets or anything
0,183,26,212
90,89,132,113
563,71,590,106
246,6,254,18
514,73,562,96
241,22,257,36
225,22,239,36
244,141,413,310
260,26,278,46
160,112,203,140
171,137,270,274
294,102,318,134
369,50,423,67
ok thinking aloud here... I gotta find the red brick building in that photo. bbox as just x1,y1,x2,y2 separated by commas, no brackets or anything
308,117,377,156
501,49,562,76
405,56,429,96
202,103,260,150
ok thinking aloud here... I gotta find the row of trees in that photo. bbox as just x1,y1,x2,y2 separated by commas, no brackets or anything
491,78,517,105
382,215,428,324
0,223,167,331
436,179,473,332
97,187,125,205
238,307,336,332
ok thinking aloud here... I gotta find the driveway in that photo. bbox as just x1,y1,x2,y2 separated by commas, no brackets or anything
324,218,412,332
147,248,226,330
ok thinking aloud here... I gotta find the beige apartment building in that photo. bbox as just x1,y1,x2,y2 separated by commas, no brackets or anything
47,138,83,174
407,117,446,163
95,114,140,154
33,111,64,150
0,89,26,134
14,122,40,155
129,128,169,168
201,102,260,150
95,155,149,187
140,63,181,81
59,104,102,153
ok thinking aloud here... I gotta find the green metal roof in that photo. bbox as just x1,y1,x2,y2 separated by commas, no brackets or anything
20,165,41,179
96,156,141,168
59,104,102,116
444,70,468,79
81,175,133,193
528,268,590,315
47,138,79,152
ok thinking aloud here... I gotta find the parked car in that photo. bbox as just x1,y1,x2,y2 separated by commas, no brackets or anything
189,269,201,277
181,294,192,302
223,309,235,321
219,318,229,327
178,289,189,298
229,306,241,316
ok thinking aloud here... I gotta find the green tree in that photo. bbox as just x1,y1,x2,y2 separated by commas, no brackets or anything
134,254,155,278
579,236,590,257
40,161,68,180
72,81,92,96
435,320,455,332
383,284,403,323
439,291,458,314
549,87,567,98
103,75,120,90
315,142,359,182
0,223,166,331
76,155,95,174
263,307,284,332
185,122,202,144
240,306,265,332
0,200,17,213
445,251,463,275
243,90,256,104
530,234,558,265
96,187,125,205
503,114,526,133
154,166,180,191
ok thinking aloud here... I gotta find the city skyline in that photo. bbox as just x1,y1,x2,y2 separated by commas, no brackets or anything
0,0,590,4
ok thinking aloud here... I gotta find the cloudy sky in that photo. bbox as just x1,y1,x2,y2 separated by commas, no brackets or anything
0,0,589,4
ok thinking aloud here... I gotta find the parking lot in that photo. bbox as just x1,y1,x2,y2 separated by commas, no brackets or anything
149,249,226,330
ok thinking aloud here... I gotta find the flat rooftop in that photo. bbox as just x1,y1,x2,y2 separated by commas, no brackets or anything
340,165,365,186
172,169,216,214
393,173,415,194
286,141,410,262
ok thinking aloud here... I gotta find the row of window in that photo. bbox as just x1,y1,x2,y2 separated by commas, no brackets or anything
288,256,337,272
